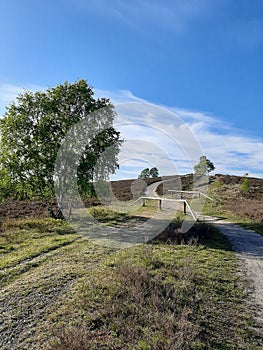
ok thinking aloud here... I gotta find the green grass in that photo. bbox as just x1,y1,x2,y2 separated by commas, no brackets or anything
86,202,159,226
233,222,263,236
0,219,116,350
88,206,128,224
43,223,261,349
46,241,261,349
0,219,78,270
0,215,262,349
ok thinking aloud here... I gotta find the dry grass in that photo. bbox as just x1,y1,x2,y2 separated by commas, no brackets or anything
224,198,263,223
1,174,263,349
0,215,261,349
204,180,263,221
46,230,262,350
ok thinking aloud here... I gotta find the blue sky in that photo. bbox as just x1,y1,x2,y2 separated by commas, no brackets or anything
0,0,262,179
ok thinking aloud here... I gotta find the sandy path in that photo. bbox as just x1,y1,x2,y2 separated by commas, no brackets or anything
144,180,163,197
148,182,263,327
205,219,263,328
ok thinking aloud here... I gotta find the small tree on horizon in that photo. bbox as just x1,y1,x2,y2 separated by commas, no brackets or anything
138,167,159,179
241,173,250,194
194,156,215,175
150,167,159,178
138,168,150,179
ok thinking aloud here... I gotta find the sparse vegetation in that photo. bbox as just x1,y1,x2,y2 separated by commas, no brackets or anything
203,175,263,235
1,174,263,349
88,207,128,223
46,229,261,349
0,214,262,349
241,176,250,194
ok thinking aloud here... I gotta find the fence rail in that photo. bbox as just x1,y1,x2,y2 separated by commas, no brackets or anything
167,190,214,201
130,196,197,221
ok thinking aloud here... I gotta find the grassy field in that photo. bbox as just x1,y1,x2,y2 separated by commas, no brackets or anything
0,208,262,349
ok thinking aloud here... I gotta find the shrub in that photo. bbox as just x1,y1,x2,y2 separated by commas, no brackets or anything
241,177,250,194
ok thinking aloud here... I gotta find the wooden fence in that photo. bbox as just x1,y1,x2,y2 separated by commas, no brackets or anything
130,196,197,221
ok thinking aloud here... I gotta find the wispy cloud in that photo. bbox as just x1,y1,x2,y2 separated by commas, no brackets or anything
0,84,25,116
0,83,45,116
72,0,263,50
186,119,263,178
1,83,262,179
95,89,145,104
72,0,215,36
95,89,263,180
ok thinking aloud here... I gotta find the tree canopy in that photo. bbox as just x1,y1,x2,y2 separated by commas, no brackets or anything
149,167,159,178
194,156,215,175
138,167,159,179
0,80,123,205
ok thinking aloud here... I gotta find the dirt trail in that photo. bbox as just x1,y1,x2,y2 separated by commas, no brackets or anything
204,218,263,328
144,180,163,197
148,182,263,327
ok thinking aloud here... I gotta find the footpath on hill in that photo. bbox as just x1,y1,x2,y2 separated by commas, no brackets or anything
144,180,162,197
208,219,263,328
147,180,263,329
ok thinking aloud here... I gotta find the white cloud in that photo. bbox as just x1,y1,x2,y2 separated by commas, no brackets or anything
95,89,263,180
0,84,24,116
112,102,204,176
186,119,263,177
0,83,45,117
1,83,262,179
95,88,145,104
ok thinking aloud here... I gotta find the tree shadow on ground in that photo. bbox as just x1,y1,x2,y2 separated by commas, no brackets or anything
212,221,263,258
150,221,233,251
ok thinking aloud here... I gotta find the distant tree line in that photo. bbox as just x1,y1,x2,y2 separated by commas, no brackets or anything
137,156,215,180
138,167,159,179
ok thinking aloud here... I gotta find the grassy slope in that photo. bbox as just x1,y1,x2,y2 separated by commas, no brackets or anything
203,179,263,236
0,214,262,349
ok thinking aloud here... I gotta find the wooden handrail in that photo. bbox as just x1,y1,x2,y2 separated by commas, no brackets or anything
129,196,197,221
168,190,214,201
